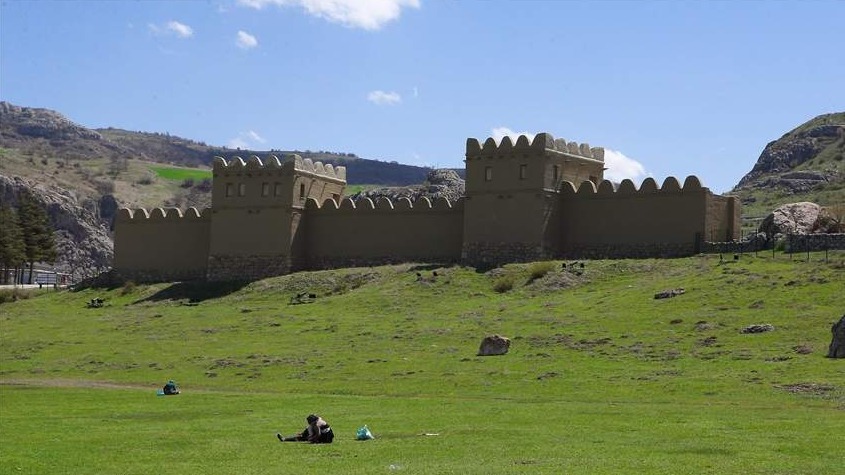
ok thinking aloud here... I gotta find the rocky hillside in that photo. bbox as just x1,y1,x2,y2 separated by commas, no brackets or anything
0,175,113,281
0,101,437,280
731,112,845,218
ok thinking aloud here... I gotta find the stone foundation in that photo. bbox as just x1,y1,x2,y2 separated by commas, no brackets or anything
562,242,695,259
306,255,458,271
207,254,291,281
462,242,553,268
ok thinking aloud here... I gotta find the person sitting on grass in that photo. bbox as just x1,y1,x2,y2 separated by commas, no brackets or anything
277,414,334,444
162,380,180,395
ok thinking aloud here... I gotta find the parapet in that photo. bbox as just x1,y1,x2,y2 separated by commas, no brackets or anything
293,155,347,182
305,196,462,212
560,176,707,196
115,207,209,222
466,132,605,162
212,154,346,182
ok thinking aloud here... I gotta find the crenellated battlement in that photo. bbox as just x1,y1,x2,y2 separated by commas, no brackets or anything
560,176,705,196
114,133,738,282
115,207,209,222
293,155,347,182
212,154,346,182
305,195,463,212
466,132,605,162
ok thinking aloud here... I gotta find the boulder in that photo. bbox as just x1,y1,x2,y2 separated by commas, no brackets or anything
760,202,821,237
741,324,775,334
827,315,845,358
654,288,685,299
478,334,510,356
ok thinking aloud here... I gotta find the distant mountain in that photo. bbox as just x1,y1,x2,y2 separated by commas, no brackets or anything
730,112,845,218
0,101,433,186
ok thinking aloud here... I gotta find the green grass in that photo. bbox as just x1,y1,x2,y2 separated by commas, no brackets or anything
344,184,382,195
150,166,212,182
1,255,843,474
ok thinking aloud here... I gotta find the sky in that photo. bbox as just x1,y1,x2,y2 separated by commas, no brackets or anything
1,0,843,193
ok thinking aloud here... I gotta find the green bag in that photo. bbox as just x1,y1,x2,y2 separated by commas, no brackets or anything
356,425,374,440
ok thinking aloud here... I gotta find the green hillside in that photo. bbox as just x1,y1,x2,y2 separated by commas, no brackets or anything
1,255,843,474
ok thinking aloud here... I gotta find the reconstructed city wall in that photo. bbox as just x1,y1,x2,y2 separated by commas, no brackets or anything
302,196,464,269
558,176,736,258
113,207,211,282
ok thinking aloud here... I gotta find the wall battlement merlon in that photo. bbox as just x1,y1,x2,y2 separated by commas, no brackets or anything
212,154,346,182
305,195,463,212
559,176,708,196
466,132,605,162
115,206,210,222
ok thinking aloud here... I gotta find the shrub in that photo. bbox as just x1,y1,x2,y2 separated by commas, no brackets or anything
120,280,137,296
527,261,556,281
0,289,30,304
180,178,195,188
492,275,515,293
137,176,154,185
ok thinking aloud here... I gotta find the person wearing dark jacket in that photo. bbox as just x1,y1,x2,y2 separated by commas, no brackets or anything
277,414,334,443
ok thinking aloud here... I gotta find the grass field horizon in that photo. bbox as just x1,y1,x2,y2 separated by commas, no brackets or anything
1,254,843,474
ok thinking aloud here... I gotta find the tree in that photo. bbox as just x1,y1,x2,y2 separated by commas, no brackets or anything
0,202,26,284
17,191,57,283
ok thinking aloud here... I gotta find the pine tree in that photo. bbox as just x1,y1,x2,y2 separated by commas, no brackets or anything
17,191,57,283
0,202,26,284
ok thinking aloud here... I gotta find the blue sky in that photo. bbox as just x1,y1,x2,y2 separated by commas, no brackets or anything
2,0,843,193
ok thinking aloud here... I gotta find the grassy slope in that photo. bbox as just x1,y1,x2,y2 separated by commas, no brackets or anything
1,255,843,474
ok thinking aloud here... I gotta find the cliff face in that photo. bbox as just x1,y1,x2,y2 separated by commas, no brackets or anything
0,175,113,281
731,113,845,217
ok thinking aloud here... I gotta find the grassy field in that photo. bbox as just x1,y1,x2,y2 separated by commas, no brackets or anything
1,254,843,474
150,166,213,182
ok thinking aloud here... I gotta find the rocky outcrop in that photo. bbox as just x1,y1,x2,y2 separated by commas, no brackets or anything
760,202,821,236
828,315,845,358
737,116,844,188
0,174,113,281
350,169,465,204
478,334,511,356
0,101,103,141
731,113,844,216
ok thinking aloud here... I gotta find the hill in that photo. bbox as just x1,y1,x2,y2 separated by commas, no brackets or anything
730,112,845,218
0,101,433,279
0,101,432,189
0,256,843,473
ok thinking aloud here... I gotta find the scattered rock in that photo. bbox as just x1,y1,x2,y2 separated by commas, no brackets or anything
694,321,715,331
654,288,685,299
741,324,775,334
775,382,835,395
477,334,510,356
669,319,683,324
827,315,845,358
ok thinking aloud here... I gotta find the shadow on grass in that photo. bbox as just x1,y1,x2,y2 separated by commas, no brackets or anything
132,280,250,304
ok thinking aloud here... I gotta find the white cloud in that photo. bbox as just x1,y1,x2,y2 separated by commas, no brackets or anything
367,90,402,106
228,130,266,149
491,127,534,144
167,21,194,38
603,149,648,183
236,30,258,49
237,0,420,30
148,20,194,38
490,128,648,183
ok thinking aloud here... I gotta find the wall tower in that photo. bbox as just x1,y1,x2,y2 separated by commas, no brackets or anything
462,133,605,266
206,154,345,280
